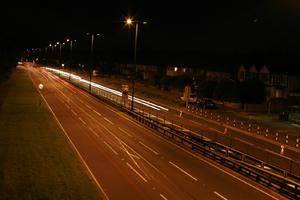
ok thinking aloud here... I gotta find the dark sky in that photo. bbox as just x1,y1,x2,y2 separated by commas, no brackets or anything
1,0,300,70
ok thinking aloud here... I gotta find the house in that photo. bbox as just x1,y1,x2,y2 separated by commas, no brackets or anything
238,65,289,99
237,65,300,109
166,66,231,80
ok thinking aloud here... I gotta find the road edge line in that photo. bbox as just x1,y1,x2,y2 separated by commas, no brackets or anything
28,71,110,200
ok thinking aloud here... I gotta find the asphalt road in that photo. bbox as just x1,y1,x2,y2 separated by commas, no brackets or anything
26,65,285,200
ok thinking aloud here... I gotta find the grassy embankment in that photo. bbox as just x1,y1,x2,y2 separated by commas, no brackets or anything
0,69,102,199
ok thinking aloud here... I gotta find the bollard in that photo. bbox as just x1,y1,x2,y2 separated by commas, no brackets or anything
280,144,285,155
265,128,269,137
285,135,289,144
296,138,299,148
233,119,236,127
217,115,220,122
179,110,183,117
224,127,228,134
248,124,251,132
241,121,243,129
275,132,278,141
257,126,260,134
210,113,213,119
226,117,229,124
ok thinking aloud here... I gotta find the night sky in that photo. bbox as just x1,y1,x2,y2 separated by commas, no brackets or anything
1,0,300,71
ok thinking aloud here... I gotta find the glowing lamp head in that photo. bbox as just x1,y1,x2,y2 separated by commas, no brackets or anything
126,18,133,25
38,83,44,90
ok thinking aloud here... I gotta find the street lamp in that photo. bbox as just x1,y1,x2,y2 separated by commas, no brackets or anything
125,17,147,111
49,44,54,57
66,38,76,81
86,32,100,93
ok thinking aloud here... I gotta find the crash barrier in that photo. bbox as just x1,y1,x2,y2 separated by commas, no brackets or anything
128,109,300,199
49,68,300,199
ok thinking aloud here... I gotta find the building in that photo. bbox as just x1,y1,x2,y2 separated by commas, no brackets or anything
238,65,289,99
237,65,300,108
166,66,231,80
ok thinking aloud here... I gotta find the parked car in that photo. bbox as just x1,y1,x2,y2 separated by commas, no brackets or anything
196,99,217,109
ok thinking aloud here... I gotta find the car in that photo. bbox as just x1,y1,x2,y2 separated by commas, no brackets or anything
196,99,217,109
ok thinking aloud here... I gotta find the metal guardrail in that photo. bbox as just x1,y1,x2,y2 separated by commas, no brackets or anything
50,69,300,199
128,109,300,199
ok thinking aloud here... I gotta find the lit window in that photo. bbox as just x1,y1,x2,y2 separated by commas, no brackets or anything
183,68,186,72
174,67,178,72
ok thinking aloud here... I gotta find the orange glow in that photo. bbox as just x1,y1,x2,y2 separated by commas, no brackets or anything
126,18,133,25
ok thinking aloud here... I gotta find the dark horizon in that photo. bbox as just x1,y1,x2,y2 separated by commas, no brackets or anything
1,0,300,72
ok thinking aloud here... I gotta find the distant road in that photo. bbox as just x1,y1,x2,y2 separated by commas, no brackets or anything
27,66,284,200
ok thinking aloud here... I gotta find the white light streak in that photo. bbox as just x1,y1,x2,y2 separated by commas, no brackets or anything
44,67,169,111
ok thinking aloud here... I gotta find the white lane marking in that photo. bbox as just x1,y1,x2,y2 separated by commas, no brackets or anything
64,103,70,109
85,104,92,109
89,127,99,137
191,120,223,134
50,70,279,200
86,98,279,199
168,161,198,181
103,141,118,155
104,117,114,125
214,191,228,200
160,193,168,200
78,117,87,125
118,127,133,137
208,127,223,134
30,76,110,200
93,109,102,116
164,140,280,200
126,162,148,182
139,141,159,155
191,120,203,126
71,109,78,116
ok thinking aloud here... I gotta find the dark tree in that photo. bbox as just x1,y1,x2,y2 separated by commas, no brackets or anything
213,80,241,102
240,80,266,104
196,80,217,98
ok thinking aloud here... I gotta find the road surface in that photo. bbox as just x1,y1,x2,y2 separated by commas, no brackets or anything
25,65,284,200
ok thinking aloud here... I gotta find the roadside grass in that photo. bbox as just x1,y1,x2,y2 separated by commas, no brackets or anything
0,69,102,199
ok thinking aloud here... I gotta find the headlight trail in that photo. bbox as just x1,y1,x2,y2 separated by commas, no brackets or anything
44,67,169,111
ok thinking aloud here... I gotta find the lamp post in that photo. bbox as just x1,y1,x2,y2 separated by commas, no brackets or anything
66,38,76,81
49,44,54,58
56,42,61,58
126,18,147,111
45,46,48,58
86,33,100,93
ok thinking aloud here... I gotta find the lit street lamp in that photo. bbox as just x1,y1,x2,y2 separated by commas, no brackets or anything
125,17,147,111
86,32,100,93
66,38,76,81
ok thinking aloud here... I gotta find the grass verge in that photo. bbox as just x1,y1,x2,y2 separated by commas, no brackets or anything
0,68,102,199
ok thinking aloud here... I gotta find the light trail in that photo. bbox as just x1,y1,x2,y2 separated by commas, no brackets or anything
44,67,169,111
